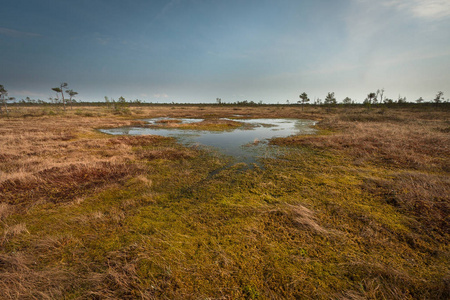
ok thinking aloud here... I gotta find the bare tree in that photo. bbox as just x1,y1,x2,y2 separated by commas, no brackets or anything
0,84,7,114
375,88,385,104
0,84,14,117
375,90,380,104
104,96,112,109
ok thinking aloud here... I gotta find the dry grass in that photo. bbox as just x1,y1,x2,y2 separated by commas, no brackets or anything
0,203,11,220
268,203,330,235
363,172,450,236
1,162,138,207
147,118,244,131
0,115,150,213
271,106,450,248
272,111,450,172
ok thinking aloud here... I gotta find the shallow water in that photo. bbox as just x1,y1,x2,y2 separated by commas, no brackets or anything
100,118,316,165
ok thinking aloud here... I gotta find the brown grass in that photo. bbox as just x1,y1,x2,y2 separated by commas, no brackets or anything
272,107,450,240
147,117,244,131
268,203,330,235
0,114,173,212
272,113,450,172
1,162,138,207
0,251,87,299
363,172,450,236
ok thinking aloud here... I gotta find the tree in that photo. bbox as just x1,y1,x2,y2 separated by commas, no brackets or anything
52,82,68,111
365,92,376,104
104,96,111,108
66,89,78,109
324,92,336,105
0,85,7,114
383,98,394,104
216,98,222,105
117,96,128,110
416,97,424,103
342,97,352,105
0,84,14,117
397,95,407,104
434,91,444,104
379,88,385,103
374,90,380,104
299,92,310,111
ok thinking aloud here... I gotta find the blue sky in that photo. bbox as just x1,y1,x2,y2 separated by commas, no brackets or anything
1,0,449,103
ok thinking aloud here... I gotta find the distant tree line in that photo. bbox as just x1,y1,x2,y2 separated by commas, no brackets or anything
294,90,448,106
0,82,449,113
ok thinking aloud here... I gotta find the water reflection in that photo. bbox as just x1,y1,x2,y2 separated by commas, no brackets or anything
100,118,316,165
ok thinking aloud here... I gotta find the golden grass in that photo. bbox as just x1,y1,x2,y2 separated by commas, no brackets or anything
147,118,245,131
271,112,450,172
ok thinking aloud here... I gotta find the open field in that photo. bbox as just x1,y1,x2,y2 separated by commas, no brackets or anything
0,105,449,299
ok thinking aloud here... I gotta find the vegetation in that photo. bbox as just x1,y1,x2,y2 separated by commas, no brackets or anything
51,83,70,111
0,84,15,117
0,105,449,299
149,118,244,131
342,97,352,105
299,92,310,111
66,89,78,109
324,92,337,105
434,91,444,104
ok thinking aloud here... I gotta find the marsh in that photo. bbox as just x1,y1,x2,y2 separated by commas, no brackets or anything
100,118,317,165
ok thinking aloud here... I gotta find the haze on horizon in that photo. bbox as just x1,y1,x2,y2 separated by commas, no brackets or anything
1,0,450,104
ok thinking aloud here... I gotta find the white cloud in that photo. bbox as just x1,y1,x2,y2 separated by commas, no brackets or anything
383,0,450,19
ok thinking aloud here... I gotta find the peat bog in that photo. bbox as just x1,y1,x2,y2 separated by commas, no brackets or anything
0,105,449,299
100,118,317,165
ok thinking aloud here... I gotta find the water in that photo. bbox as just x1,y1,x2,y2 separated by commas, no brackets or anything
100,118,316,165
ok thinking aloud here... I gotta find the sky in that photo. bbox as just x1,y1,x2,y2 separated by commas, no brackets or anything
1,0,450,103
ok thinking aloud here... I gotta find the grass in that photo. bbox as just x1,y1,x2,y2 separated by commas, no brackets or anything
149,118,244,131
0,105,449,299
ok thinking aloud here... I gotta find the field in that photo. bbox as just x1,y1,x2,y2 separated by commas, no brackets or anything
0,104,449,299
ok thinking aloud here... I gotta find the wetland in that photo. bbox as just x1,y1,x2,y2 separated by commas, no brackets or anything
100,118,317,165
0,104,449,299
